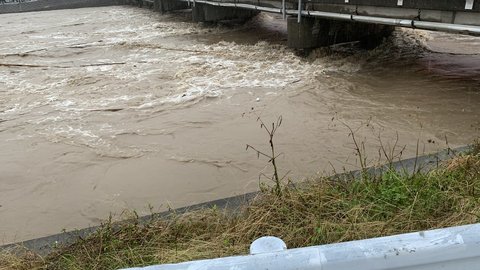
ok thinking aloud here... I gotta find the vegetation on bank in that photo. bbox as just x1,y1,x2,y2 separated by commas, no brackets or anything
1,141,479,270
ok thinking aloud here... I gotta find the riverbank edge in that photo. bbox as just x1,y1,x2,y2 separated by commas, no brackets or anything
0,145,471,256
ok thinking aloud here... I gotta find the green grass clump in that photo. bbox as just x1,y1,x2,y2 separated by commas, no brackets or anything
471,138,480,156
1,153,479,270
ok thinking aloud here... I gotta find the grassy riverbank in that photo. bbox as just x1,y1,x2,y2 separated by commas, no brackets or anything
1,143,479,270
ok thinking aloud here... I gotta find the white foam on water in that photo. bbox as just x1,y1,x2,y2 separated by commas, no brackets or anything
171,41,326,98
54,99,76,108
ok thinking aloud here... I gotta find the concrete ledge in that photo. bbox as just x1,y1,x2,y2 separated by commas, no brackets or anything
0,0,123,14
1,192,258,256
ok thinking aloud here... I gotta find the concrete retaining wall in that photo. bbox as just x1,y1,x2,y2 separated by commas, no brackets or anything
0,0,123,14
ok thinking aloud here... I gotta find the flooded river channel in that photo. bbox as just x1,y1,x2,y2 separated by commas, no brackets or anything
0,6,479,243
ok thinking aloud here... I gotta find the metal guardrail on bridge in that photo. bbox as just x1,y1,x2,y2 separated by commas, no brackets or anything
121,223,480,270
302,0,479,12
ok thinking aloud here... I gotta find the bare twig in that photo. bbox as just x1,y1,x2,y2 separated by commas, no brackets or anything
342,122,367,172
246,115,285,196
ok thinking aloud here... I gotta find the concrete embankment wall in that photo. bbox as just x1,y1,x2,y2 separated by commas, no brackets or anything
0,0,123,14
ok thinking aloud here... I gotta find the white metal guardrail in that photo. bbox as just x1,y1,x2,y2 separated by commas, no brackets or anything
121,223,480,270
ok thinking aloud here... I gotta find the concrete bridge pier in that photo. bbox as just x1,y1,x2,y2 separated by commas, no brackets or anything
125,0,144,8
287,16,394,49
192,3,259,23
153,0,188,13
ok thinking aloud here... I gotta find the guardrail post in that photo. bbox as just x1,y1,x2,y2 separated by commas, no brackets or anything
297,0,302,23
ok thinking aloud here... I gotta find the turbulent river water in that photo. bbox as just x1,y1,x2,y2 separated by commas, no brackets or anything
0,6,479,244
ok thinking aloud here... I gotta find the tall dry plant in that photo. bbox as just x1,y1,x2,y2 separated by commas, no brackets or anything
246,115,287,196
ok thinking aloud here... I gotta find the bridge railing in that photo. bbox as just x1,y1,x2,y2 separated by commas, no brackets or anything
120,223,480,270
300,0,479,12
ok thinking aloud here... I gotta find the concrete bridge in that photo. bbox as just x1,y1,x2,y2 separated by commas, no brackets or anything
132,0,480,48
1,0,480,48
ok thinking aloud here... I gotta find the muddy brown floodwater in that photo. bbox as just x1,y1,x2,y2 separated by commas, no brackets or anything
0,6,479,244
